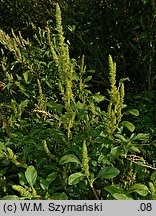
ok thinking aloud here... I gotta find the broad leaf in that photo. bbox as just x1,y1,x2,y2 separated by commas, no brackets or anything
46,100,63,113
40,178,49,191
51,129,66,144
23,71,29,83
104,185,126,195
128,145,140,153
18,172,27,186
0,141,6,150
92,93,106,102
52,192,68,200
109,146,122,161
128,183,149,196
148,182,155,194
113,193,133,200
1,195,20,200
46,172,58,184
68,172,85,185
151,171,156,183
132,133,149,141
96,167,120,179
12,185,32,199
125,109,139,116
121,121,135,132
115,134,127,142
25,165,37,187
87,69,95,73
59,154,81,165
18,99,29,116
104,185,133,200
84,76,92,83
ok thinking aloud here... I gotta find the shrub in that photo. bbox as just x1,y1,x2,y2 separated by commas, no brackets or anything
0,3,155,200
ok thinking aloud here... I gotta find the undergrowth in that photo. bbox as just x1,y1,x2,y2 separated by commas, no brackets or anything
0,3,155,200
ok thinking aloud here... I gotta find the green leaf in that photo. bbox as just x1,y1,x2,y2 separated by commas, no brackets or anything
113,193,133,200
0,141,6,150
96,167,120,179
59,154,81,165
68,25,76,32
87,69,95,73
6,83,13,91
121,121,135,132
46,80,53,88
18,99,29,115
68,172,85,185
18,172,27,186
51,129,66,144
92,93,105,102
119,77,130,83
47,61,54,69
104,184,126,195
115,134,127,142
128,183,149,196
12,185,32,199
52,192,68,200
25,165,37,187
148,182,155,194
109,146,122,161
151,171,156,183
125,109,139,116
132,133,149,141
15,81,30,97
84,76,92,83
0,149,6,158
72,101,86,110
23,71,29,83
46,172,58,184
104,185,133,200
46,100,63,113
1,195,20,200
72,72,79,81
40,178,49,191
128,145,140,153
39,61,47,67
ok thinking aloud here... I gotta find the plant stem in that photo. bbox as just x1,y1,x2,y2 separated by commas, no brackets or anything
89,182,100,200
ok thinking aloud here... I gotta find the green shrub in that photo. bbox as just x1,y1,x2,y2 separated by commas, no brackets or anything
0,3,155,200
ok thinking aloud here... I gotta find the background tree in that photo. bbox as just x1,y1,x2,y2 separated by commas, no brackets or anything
0,0,156,130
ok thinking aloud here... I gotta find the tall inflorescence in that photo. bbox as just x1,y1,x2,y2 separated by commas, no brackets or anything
106,55,125,137
47,3,76,144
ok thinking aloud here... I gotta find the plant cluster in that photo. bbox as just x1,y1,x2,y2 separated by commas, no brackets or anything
0,3,155,200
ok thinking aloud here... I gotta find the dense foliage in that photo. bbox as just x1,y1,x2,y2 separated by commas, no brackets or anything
0,1,155,200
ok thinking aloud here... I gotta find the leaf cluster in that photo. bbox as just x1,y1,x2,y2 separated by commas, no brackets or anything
0,3,155,200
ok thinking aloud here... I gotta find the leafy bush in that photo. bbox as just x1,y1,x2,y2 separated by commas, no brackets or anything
0,3,155,200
